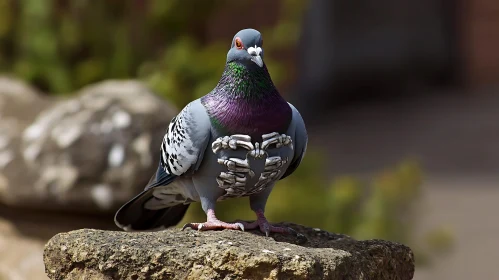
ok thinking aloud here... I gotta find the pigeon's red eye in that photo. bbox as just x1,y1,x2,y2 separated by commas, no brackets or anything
235,37,244,50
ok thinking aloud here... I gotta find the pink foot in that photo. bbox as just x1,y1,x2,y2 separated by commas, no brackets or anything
240,210,297,237
181,209,244,232
182,220,244,231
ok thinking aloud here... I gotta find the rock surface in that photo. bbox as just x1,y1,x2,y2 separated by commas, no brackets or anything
44,223,415,280
0,76,51,206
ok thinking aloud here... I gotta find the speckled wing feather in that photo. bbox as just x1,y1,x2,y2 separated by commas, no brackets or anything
158,99,212,179
280,103,308,180
114,99,211,231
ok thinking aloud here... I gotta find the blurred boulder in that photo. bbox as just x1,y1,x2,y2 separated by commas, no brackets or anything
0,76,51,205
0,76,49,120
44,223,415,280
1,79,177,214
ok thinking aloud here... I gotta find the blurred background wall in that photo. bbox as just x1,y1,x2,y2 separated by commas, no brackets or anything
0,0,497,279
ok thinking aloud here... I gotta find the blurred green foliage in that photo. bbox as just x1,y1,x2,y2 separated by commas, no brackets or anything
0,0,305,109
0,0,218,97
0,0,452,267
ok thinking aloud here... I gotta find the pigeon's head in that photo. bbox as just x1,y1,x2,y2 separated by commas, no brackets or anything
226,28,264,68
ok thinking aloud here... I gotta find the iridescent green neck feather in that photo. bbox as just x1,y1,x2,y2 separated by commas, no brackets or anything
217,62,275,98
201,62,292,140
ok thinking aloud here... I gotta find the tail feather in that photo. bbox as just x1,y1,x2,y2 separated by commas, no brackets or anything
114,188,190,231
114,163,189,231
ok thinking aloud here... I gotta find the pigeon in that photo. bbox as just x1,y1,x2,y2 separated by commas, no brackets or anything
114,28,308,236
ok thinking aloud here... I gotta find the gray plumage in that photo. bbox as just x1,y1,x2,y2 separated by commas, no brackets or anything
115,29,308,234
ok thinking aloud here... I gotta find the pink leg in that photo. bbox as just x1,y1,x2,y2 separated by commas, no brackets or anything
182,209,244,231
240,209,296,237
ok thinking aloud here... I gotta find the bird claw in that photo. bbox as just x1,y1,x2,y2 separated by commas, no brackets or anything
262,223,270,237
181,223,193,231
286,227,298,235
236,222,245,232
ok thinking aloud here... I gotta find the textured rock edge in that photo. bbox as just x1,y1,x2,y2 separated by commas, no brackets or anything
44,224,415,280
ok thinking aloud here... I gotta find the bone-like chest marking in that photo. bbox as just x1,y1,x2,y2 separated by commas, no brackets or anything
211,132,293,198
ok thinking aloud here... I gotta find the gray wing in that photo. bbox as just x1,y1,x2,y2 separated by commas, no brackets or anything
114,99,211,231
280,103,308,180
158,98,212,179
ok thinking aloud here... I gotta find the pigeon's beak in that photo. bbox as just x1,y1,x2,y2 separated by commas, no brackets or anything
247,46,264,67
251,55,263,67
